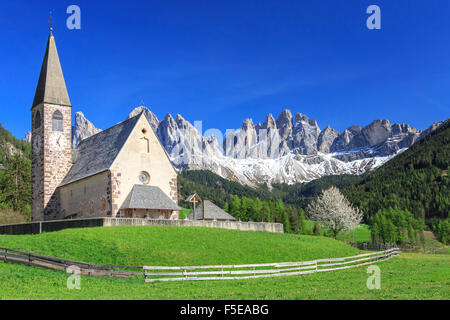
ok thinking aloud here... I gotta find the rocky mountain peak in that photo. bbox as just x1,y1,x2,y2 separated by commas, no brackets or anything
72,112,102,149
295,113,308,124
128,106,159,131
24,132,32,143
242,118,255,131
276,109,293,128
317,126,339,153
263,114,277,129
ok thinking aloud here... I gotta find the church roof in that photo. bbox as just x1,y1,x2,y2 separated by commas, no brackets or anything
121,185,180,211
187,200,236,221
32,31,71,108
60,114,142,186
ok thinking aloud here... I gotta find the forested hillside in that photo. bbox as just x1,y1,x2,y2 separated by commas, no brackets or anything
0,124,31,219
178,170,361,209
178,170,363,233
345,120,449,223
0,124,30,163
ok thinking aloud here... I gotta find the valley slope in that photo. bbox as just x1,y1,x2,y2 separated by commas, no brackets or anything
344,120,450,221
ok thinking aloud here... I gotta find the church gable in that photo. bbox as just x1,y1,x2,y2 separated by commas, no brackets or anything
109,113,178,216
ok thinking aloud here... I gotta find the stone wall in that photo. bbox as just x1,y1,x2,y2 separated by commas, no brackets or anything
0,218,283,235
104,218,284,233
59,172,111,219
31,103,73,222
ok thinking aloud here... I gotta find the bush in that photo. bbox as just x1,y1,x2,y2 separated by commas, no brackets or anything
369,208,424,245
313,222,321,236
0,209,30,226
433,219,449,245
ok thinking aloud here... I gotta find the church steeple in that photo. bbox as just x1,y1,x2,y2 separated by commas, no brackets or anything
32,31,71,108
31,30,73,222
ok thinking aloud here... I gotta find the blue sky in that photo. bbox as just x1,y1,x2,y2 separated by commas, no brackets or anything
0,0,449,139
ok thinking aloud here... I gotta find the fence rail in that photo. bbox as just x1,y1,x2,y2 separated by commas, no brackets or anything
0,247,144,278
143,248,399,282
0,246,399,282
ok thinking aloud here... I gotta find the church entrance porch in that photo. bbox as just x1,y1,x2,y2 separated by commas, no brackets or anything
119,185,180,220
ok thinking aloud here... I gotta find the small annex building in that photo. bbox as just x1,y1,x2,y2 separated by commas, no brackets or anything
187,200,236,222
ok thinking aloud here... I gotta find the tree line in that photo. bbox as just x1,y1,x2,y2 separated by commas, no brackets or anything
223,195,308,235
0,124,32,223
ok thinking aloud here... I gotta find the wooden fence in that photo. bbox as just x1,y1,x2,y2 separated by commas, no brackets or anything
143,248,399,282
0,246,399,282
0,247,143,278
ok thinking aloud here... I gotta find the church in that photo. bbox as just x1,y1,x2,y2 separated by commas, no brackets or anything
31,30,180,222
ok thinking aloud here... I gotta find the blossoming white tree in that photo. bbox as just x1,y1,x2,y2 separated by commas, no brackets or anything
307,186,363,239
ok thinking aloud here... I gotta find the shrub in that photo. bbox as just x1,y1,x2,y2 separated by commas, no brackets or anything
0,209,30,226
433,219,449,245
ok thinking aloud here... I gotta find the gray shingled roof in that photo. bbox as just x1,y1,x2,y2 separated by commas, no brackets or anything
60,114,142,186
121,185,180,210
33,32,71,108
187,200,236,221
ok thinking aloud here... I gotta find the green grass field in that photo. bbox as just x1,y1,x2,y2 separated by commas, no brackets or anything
178,207,192,220
0,226,360,266
0,226,448,300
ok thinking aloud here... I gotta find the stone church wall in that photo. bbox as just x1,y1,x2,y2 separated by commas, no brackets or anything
32,103,72,221
59,171,111,218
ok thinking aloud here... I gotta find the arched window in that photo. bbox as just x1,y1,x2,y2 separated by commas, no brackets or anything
34,111,41,129
52,110,64,131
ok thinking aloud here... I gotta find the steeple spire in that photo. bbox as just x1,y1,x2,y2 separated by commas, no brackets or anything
32,31,71,108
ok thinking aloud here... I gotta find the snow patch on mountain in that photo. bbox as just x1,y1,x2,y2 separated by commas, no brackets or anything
70,106,445,186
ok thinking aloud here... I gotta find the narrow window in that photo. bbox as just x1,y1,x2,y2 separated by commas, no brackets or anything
101,198,107,212
34,111,41,129
89,201,95,215
52,110,64,131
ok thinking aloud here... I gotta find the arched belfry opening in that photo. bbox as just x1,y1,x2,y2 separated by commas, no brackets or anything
52,110,64,131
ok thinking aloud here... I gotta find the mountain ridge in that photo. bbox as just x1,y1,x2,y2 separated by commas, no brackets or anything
24,107,447,186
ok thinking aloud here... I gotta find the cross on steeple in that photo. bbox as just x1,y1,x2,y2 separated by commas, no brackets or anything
49,10,54,32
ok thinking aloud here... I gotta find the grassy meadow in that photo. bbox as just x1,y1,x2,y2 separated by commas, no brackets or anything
0,226,448,300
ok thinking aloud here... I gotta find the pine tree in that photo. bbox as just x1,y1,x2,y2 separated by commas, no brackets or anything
0,154,31,214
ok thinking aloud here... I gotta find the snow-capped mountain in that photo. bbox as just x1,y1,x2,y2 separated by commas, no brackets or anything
69,107,444,186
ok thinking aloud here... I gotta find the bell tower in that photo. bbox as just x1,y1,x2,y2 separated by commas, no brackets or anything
31,29,72,221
